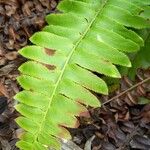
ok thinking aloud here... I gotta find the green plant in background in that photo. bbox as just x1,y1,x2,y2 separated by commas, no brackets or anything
129,29,150,105
129,29,150,79
14,0,150,149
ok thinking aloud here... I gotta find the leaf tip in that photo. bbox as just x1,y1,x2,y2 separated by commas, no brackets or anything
112,71,121,78
127,61,132,67
13,94,18,101
18,48,24,55
93,100,101,108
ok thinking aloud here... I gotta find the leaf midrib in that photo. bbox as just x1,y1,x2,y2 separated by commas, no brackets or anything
32,0,108,148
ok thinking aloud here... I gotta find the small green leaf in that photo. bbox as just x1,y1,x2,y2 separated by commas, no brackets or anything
138,97,150,105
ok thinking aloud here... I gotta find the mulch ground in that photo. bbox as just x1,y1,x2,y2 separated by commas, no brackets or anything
0,1,150,150
70,70,150,150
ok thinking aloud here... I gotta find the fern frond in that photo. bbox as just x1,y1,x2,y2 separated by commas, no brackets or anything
15,0,150,149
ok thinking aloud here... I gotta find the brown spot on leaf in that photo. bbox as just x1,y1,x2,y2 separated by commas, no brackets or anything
44,48,55,56
40,62,56,70
44,64,56,70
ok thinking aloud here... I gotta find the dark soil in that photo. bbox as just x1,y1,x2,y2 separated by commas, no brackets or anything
0,1,150,150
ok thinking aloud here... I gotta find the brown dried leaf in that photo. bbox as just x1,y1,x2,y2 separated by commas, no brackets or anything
0,64,16,77
130,135,150,150
5,51,18,60
0,82,8,97
0,57,7,66
0,96,7,114
120,121,135,133
100,142,116,150
140,104,150,124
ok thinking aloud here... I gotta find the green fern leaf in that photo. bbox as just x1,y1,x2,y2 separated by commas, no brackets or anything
15,0,150,149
